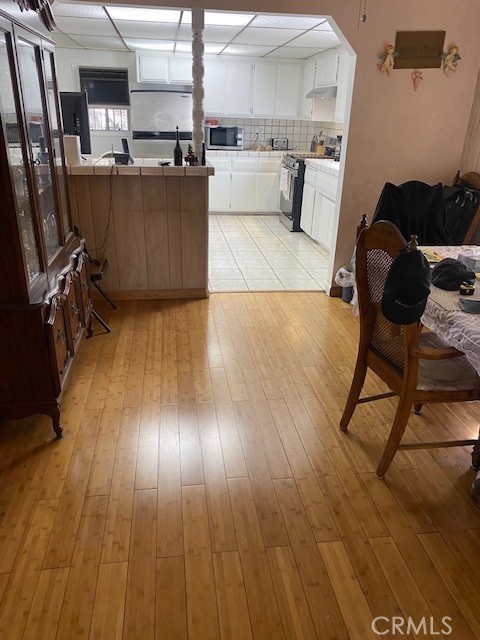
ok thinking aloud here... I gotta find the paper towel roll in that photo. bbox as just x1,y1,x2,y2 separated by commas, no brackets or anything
64,135,82,165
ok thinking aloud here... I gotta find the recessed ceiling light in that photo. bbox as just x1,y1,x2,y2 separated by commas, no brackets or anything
106,7,181,23
181,11,254,27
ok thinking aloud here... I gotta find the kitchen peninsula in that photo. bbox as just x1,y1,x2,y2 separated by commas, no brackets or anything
67,158,214,299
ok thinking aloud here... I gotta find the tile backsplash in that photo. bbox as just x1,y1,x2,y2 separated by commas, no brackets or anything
216,117,343,151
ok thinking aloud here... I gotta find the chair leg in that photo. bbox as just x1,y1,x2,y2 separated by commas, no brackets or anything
376,396,413,479
92,280,117,309
472,440,480,471
413,403,423,415
340,357,367,431
92,309,112,334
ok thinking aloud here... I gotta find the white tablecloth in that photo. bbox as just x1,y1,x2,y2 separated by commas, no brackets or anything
421,246,480,375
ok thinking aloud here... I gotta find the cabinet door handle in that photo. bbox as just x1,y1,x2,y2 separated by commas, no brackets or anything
57,329,66,344
71,301,78,314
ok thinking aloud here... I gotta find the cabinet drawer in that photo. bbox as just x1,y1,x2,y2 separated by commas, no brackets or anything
75,252,92,326
231,158,257,172
258,158,281,172
64,271,82,350
304,166,317,186
315,170,338,199
208,158,231,172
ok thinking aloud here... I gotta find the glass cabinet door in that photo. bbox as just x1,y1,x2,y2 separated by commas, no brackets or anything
16,37,61,260
0,31,41,282
43,49,72,238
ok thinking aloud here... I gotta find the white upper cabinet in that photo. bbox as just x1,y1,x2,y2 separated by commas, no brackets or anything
314,52,338,87
204,59,228,114
252,62,277,116
225,62,252,116
275,64,301,117
334,49,349,123
252,62,302,117
137,52,169,83
136,52,192,84
204,60,252,115
301,59,316,119
169,56,192,84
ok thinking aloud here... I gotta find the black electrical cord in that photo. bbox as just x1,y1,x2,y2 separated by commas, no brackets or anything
89,163,114,259
245,133,259,150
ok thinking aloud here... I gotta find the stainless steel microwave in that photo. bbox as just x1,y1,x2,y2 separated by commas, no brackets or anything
205,126,243,150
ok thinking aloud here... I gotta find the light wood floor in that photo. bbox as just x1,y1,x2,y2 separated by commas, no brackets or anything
0,293,480,640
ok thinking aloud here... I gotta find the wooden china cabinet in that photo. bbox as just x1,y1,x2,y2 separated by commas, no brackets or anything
0,0,93,437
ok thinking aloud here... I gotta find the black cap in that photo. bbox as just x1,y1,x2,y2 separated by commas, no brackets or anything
431,258,475,291
381,249,431,325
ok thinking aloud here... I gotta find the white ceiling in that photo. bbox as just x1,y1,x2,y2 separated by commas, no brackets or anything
51,2,341,59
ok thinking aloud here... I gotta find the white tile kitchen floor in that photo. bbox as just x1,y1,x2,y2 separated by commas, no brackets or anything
209,214,330,292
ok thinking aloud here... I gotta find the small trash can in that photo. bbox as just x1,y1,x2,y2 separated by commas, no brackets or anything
341,285,354,303
335,265,355,304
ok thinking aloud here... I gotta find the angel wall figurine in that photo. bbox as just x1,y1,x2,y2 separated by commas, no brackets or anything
411,69,423,91
377,44,398,76
442,45,461,75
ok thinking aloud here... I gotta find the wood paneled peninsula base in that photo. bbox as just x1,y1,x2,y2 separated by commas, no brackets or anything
67,159,214,300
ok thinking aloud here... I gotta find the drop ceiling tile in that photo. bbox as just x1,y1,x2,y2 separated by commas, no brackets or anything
55,16,116,36
204,43,225,54
221,44,276,57
116,21,179,39
287,31,340,48
51,32,83,48
52,3,107,19
313,21,335,31
106,7,181,23
182,11,254,27
250,15,326,29
233,27,304,47
265,47,327,59
175,41,191,53
71,35,127,50
123,38,175,52
177,24,242,43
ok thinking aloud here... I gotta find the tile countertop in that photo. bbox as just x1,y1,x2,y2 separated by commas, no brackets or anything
304,158,341,176
207,150,287,157
67,157,215,176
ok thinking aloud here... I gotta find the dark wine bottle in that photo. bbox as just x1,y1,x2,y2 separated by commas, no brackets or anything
201,142,206,166
174,126,183,166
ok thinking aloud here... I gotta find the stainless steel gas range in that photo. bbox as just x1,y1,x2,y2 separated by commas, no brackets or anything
279,153,329,231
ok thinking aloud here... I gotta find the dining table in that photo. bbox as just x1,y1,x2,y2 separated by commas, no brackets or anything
421,246,480,507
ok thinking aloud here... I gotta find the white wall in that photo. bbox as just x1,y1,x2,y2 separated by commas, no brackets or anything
55,48,136,156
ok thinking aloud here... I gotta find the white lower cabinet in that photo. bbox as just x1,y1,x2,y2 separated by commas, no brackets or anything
209,172,231,212
312,192,335,249
300,181,315,236
255,172,279,212
208,155,282,213
300,163,338,250
231,172,257,211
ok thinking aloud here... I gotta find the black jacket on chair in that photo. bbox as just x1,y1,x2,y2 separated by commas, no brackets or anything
372,181,450,244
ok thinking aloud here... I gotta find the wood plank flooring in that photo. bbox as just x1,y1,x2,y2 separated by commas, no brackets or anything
0,293,479,639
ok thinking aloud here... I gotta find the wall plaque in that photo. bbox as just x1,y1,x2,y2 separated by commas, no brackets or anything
394,31,446,69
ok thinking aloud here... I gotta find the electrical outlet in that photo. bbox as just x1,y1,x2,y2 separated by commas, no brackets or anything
255,127,264,138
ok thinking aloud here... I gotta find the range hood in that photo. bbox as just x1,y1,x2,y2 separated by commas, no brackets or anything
306,86,337,99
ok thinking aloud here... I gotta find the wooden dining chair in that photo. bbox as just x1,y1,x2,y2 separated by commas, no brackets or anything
340,220,480,478
452,170,480,243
